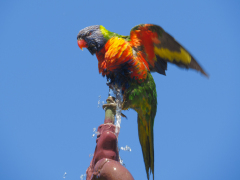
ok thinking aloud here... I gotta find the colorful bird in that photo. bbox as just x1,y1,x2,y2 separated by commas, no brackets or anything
77,24,208,180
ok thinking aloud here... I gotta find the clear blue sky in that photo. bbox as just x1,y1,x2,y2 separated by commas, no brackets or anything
1,0,240,180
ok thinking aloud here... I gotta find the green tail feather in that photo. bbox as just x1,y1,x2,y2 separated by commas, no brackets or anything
123,72,157,180
138,113,155,180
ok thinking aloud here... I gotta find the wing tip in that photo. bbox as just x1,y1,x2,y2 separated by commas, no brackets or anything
201,70,209,79
190,57,209,78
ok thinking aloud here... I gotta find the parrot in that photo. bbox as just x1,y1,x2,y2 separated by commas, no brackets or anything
77,24,208,180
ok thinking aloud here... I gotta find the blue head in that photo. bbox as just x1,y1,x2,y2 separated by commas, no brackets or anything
77,25,107,55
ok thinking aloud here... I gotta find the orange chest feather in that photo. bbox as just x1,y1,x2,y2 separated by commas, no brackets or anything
96,37,149,82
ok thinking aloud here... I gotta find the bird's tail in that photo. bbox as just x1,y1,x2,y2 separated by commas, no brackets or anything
122,72,157,180
138,113,155,180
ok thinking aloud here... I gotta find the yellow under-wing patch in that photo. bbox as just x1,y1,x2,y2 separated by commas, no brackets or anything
154,46,191,65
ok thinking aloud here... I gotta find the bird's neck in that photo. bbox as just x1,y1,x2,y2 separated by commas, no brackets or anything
99,25,130,41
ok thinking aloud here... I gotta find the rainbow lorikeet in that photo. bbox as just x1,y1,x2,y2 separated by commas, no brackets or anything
77,24,208,180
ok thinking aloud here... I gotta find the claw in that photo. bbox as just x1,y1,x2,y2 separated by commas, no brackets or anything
121,113,127,119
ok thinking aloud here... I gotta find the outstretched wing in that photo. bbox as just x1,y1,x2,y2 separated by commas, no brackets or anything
130,24,208,77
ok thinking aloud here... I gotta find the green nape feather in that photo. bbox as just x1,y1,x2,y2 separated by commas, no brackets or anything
99,25,130,41
122,72,157,180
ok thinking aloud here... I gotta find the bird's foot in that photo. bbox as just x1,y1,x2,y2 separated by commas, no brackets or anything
102,96,127,119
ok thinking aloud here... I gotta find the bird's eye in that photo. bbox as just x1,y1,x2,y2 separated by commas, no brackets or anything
87,32,92,36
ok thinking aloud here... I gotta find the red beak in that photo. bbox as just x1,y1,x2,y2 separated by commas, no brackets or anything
77,39,88,50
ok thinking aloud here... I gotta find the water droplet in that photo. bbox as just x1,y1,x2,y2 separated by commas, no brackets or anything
63,172,67,178
89,154,94,157
119,156,125,166
98,95,101,108
120,145,131,152
92,128,99,138
80,174,86,180
111,86,123,135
